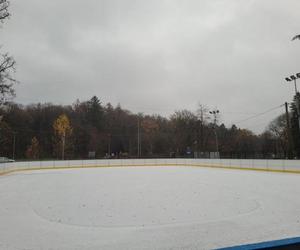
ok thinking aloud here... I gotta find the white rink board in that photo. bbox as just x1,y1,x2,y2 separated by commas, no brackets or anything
2,158,300,175
1,165,300,250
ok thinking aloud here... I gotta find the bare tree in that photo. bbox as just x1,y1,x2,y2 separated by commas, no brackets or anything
0,52,16,104
291,34,300,41
0,0,16,106
196,104,210,125
267,114,288,157
0,0,9,21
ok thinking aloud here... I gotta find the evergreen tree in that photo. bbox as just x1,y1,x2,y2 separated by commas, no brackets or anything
87,96,103,130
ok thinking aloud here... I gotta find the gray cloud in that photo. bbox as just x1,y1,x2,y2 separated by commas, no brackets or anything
1,0,300,133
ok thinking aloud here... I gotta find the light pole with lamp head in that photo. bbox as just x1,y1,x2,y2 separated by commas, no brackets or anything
285,73,300,128
285,73,300,95
209,110,220,158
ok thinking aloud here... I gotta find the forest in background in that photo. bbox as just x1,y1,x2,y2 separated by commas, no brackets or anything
1,95,299,160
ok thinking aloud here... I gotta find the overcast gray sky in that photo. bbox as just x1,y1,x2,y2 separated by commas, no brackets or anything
1,0,300,133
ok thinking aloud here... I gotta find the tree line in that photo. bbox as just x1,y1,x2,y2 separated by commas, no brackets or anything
0,96,299,160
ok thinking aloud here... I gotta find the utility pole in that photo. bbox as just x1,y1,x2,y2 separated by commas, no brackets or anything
137,116,142,158
107,133,111,156
293,78,298,94
196,104,207,157
285,102,293,159
209,110,220,158
196,120,200,157
12,132,16,160
62,131,65,160
137,117,140,157
0,116,2,146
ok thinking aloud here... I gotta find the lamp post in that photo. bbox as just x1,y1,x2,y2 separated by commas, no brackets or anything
12,131,16,160
107,133,111,156
209,110,219,158
285,73,300,95
285,73,300,129
137,117,140,157
137,114,142,158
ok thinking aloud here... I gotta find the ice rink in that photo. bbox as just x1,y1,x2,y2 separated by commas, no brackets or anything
1,165,300,250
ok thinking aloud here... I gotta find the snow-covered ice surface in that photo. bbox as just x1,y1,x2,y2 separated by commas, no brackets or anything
1,166,300,250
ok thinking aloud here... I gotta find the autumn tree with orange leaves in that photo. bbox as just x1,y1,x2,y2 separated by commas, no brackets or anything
53,114,72,160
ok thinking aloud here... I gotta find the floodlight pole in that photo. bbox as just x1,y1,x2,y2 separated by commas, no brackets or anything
209,110,220,157
285,73,300,95
292,79,300,130
137,117,140,157
12,132,16,160
285,73,300,149
62,132,65,160
137,115,142,158
293,79,298,94
107,133,111,156
214,129,219,153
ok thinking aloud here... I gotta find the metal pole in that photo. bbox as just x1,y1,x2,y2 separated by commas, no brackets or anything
285,102,293,158
214,129,219,153
139,119,142,158
62,132,65,160
108,134,111,156
138,116,140,158
294,79,298,94
12,132,16,160
209,110,220,158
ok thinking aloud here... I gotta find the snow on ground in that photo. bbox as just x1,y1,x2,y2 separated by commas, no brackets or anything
0,166,300,250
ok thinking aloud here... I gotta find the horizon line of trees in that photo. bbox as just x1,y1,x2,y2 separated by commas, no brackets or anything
1,95,299,160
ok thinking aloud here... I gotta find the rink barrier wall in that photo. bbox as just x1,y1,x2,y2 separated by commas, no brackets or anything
217,236,300,249
1,158,300,176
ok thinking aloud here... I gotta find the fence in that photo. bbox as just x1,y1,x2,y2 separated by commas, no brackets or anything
1,158,300,176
